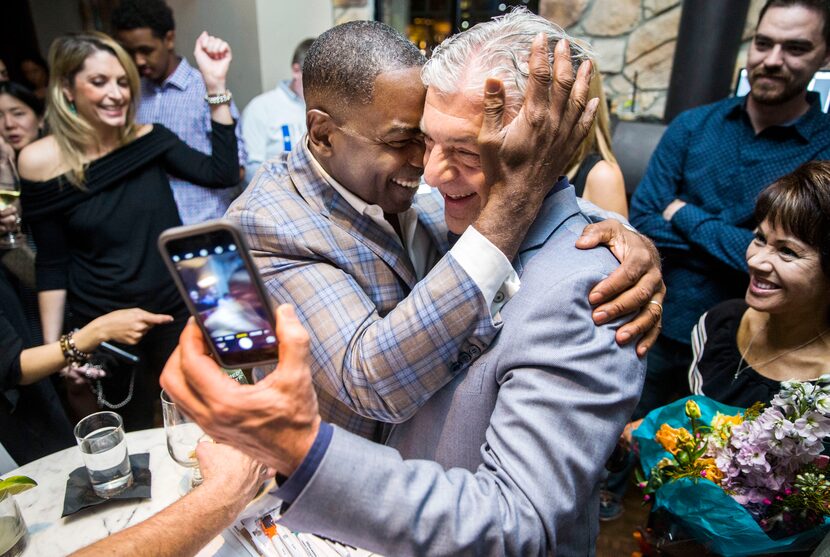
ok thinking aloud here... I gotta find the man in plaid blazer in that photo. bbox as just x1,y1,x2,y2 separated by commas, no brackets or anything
161,15,660,556
226,21,662,440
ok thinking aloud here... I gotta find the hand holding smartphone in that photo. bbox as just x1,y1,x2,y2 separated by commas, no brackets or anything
158,220,278,368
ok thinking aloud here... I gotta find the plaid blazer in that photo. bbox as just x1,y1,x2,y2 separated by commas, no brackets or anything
226,144,500,439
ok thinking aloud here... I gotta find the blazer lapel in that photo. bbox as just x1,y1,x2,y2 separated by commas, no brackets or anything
514,181,582,275
412,188,450,255
288,146,418,289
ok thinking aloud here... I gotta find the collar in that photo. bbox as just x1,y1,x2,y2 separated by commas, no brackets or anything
518,177,580,256
278,80,304,105
727,91,824,141
156,57,195,91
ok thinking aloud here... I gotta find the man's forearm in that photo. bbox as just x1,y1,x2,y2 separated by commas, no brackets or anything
69,483,247,557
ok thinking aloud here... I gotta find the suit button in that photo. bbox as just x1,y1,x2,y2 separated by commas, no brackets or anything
494,290,505,303
470,346,481,357
451,362,461,372
459,351,471,364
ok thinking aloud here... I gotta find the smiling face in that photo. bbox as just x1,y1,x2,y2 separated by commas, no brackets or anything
747,5,830,106
63,50,131,132
745,219,830,318
115,27,175,83
422,88,488,234
323,67,427,214
0,93,40,152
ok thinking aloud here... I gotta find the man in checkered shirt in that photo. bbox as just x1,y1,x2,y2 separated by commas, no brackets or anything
112,0,247,224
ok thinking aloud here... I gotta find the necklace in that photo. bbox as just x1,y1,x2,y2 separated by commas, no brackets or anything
733,324,830,381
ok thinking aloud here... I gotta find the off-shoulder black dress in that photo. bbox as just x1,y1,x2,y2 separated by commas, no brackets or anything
20,122,239,430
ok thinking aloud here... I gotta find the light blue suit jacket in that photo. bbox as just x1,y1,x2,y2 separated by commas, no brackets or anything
279,185,646,556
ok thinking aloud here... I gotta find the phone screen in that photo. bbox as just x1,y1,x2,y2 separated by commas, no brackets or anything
163,228,277,366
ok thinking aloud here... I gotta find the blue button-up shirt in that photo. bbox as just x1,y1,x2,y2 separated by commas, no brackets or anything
137,57,247,224
630,92,830,345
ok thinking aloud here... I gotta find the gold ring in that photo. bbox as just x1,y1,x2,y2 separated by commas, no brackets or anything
648,300,663,314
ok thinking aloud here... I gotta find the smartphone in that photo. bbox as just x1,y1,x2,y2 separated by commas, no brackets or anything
158,220,278,368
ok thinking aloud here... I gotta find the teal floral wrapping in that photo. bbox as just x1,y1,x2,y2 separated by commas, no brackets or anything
633,395,830,557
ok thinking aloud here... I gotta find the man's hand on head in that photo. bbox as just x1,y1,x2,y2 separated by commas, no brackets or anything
576,220,665,357
160,305,321,477
474,34,598,260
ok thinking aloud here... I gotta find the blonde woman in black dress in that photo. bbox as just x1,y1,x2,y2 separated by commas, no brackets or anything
18,31,239,429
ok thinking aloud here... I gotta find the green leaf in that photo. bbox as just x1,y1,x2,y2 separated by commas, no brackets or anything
0,476,37,497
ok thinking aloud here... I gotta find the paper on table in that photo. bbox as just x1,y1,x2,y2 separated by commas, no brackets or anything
231,508,381,557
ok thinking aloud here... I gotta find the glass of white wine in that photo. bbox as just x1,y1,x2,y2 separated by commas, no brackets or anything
0,155,23,250
160,390,207,491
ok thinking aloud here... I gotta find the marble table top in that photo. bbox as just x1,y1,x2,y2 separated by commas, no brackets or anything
8,428,248,556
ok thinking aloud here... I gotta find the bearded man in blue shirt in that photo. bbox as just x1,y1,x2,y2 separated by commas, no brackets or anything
629,0,830,413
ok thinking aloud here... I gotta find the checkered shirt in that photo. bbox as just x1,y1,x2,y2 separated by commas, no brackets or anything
137,57,247,224
226,144,500,439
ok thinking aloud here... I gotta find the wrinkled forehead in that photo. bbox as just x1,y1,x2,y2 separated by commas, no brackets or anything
421,87,487,144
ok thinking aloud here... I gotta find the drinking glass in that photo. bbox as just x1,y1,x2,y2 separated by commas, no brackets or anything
74,411,133,498
0,491,27,557
161,390,206,490
0,155,23,250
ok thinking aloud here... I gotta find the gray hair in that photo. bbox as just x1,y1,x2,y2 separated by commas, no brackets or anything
421,8,594,117
303,20,426,115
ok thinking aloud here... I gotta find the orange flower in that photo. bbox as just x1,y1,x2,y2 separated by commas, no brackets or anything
698,458,724,485
655,424,693,455
711,412,742,432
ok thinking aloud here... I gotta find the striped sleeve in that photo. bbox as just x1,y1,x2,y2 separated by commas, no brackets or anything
688,311,710,395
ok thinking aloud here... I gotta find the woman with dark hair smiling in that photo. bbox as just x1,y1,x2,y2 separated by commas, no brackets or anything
688,160,830,406
18,31,239,429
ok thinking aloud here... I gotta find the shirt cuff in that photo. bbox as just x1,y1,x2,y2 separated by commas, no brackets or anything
274,421,333,505
450,226,520,316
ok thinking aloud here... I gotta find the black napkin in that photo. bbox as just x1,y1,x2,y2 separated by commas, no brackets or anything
62,452,152,517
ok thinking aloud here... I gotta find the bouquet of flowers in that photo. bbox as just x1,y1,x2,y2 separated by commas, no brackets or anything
633,376,830,556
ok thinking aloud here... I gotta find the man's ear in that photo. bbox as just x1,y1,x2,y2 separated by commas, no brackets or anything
164,30,176,52
307,109,336,158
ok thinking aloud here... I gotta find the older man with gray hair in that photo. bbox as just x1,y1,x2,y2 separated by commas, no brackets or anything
161,10,647,557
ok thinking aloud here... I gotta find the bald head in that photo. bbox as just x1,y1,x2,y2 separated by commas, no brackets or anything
302,20,426,117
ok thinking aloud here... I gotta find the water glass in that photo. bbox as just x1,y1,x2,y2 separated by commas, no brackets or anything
0,491,27,557
0,155,23,250
74,411,133,498
161,390,206,490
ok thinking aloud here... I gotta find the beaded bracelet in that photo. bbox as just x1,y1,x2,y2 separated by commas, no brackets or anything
59,330,91,363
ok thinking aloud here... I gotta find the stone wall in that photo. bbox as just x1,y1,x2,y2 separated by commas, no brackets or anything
541,0,765,120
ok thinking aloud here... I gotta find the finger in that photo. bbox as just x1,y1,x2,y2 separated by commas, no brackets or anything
555,59,592,139
614,298,660,346
635,315,661,357
477,78,506,149
616,283,664,348
592,269,662,324
143,312,175,325
548,38,575,123
522,33,553,125
575,221,610,250
274,304,310,374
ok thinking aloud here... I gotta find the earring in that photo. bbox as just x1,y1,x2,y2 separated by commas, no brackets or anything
69,102,77,114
